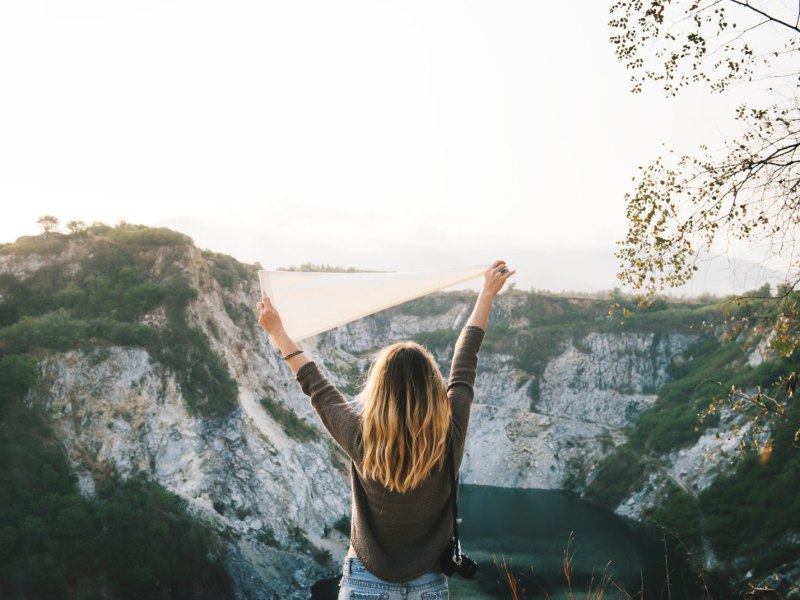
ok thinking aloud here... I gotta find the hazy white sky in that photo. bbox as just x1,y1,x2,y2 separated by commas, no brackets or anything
0,0,787,292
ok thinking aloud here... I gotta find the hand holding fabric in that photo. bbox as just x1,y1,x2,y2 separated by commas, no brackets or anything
257,294,284,336
481,260,516,297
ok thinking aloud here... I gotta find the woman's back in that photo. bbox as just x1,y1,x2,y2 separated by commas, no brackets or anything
295,325,485,582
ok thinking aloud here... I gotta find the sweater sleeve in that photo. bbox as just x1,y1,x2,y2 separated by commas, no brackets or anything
447,325,485,442
295,361,361,461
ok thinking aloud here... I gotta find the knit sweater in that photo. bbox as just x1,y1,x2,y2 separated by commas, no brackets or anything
295,325,485,582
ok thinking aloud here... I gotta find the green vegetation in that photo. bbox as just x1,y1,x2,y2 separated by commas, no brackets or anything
0,235,69,256
332,515,351,537
155,282,238,418
255,527,280,548
411,328,460,351
401,291,474,317
699,420,800,575
260,395,317,442
277,262,382,273
583,301,800,583
583,447,649,509
0,354,38,407
202,250,256,289
290,527,332,566
0,223,238,418
0,354,233,599
323,361,364,396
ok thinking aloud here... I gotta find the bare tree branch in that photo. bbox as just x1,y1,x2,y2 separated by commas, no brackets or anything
729,0,800,35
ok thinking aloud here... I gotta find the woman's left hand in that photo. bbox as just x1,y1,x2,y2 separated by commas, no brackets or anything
257,294,284,336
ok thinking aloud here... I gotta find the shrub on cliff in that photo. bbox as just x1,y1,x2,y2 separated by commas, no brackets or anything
0,223,238,419
0,350,234,599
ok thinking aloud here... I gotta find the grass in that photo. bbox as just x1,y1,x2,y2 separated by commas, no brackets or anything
494,533,645,600
494,532,721,600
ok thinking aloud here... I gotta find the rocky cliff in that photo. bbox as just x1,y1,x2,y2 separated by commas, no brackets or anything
3,228,794,598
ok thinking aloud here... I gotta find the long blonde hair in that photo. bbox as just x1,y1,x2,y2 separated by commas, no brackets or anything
358,341,451,493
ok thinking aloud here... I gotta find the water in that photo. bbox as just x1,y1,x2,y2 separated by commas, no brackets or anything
312,485,698,599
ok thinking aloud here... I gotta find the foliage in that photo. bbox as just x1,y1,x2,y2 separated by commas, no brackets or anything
642,483,703,550
0,354,38,412
0,366,233,599
411,328,460,351
0,310,88,353
150,281,237,418
516,326,570,377
616,104,800,296
583,446,648,508
65,220,86,234
518,293,605,328
698,417,800,576
255,527,280,548
401,295,440,317
277,262,382,273
36,215,59,235
202,250,256,289
610,1,800,461
399,292,473,317
587,329,786,503
332,515,351,537
0,222,238,419
493,531,672,600
0,236,68,256
609,0,798,95
104,222,192,247
338,362,364,396
289,527,332,566
586,319,800,590
260,395,318,442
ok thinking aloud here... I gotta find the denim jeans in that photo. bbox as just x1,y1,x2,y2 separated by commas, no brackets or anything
338,557,449,600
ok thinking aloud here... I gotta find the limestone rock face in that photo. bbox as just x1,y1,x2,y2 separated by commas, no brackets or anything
538,332,695,428
6,241,736,597
459,332,695,489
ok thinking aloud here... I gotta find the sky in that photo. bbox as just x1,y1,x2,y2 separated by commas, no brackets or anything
0,0,792,294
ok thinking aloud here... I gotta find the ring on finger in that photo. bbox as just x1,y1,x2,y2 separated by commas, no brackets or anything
499,267,508,274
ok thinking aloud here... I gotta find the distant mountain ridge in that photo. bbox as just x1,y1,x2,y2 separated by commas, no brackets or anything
154,214,789,296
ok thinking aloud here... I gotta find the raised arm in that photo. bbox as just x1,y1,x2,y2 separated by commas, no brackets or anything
257,294,360,459
449,260,515,440
257,294,309,373
466,260,516,330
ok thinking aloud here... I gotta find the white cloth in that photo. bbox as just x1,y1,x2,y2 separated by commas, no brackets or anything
258,265,489,341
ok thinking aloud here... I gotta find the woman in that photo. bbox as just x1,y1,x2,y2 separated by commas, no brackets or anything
257,260,515,599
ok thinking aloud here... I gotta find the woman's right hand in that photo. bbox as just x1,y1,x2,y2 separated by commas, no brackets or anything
466,260,515,329
257,294,285,336
481,260,516,298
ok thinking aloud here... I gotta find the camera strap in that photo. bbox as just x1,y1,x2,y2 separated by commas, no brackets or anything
446,436,463,564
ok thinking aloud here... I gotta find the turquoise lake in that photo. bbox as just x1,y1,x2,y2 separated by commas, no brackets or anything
312,485,700,599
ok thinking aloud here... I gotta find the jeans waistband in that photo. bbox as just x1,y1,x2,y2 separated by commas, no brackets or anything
342,557,446,589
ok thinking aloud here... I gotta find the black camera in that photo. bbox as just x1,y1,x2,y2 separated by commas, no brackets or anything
439,539,478,579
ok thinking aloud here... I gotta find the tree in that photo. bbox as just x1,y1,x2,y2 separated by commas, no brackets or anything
610,1,799,448
66,220,86,234
36,215,59,237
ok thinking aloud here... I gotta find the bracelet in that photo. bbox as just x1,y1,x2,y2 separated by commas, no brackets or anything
283,349,304,361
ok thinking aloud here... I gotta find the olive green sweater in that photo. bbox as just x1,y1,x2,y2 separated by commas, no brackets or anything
295,325,484,583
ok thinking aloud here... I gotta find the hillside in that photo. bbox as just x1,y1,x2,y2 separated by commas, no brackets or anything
0,223,797,598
